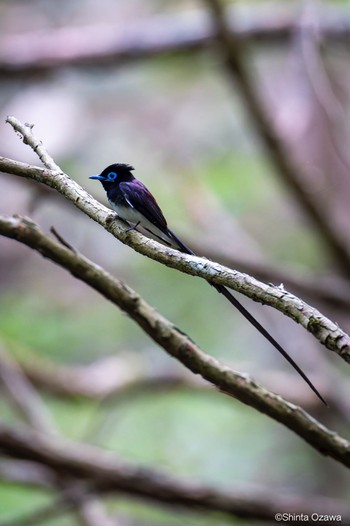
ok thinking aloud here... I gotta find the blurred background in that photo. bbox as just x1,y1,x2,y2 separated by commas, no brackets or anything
1,0,350,524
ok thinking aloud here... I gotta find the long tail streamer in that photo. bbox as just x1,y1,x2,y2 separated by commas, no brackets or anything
167,228,327,406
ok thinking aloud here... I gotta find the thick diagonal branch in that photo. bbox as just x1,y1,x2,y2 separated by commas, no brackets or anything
1,152,349,366
1,214,350,468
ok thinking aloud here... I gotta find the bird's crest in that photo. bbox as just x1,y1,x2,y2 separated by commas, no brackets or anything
115,163,135,171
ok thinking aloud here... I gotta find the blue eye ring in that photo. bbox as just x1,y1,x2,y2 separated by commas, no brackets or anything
107,171,117,180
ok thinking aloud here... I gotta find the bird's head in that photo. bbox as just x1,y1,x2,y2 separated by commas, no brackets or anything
89,163,135,188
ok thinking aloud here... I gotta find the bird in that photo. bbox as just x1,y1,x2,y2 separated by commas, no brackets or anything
90,163,326,405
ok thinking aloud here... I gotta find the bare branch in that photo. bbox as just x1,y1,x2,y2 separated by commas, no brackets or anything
190,239,350,312
0,423,350,522
0,344,56,433
15,354,350,419
203,0,350,279
1,213,350,466
20,167,350,313
0,343,112,526
1,150,350,365
50,226,76,252
0,4,349,78
17,354,207,400
0,459,55,488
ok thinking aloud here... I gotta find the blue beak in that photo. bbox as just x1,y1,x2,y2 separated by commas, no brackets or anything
89,175,104,180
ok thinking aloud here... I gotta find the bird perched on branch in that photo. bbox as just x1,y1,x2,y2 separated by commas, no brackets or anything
90,163,326,405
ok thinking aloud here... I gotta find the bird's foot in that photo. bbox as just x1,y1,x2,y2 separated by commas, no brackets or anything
125,221,140,233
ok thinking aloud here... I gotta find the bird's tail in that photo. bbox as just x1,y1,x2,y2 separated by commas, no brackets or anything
167,229,194,255
167,228,327,406
213,283,327,405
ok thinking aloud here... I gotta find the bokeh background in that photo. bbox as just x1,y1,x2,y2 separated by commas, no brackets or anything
1,0,350,524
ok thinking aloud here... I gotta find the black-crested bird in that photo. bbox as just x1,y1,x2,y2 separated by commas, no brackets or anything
90,163,326,405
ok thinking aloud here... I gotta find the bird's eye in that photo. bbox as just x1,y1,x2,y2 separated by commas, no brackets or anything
107,172,117,180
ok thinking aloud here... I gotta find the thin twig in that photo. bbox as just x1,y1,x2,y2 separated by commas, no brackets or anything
50,226,76,252
0,459,55,488
0,344,56,433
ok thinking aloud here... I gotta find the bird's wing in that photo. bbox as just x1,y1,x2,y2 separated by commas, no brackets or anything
119,181,193,254
119,181,168,232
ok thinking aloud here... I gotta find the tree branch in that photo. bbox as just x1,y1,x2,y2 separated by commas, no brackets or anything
1,213,350,467
17,354,207,400
0,344,113,526
12,169,350,313
190,239,350,312
15,353,350,419
204,0,350,279
0,344,56,433
1,136,350,366
0,424,350,522
0,4,349,78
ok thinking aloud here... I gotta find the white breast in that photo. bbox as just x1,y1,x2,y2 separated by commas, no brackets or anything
109,200,177,248
109,201,142,224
